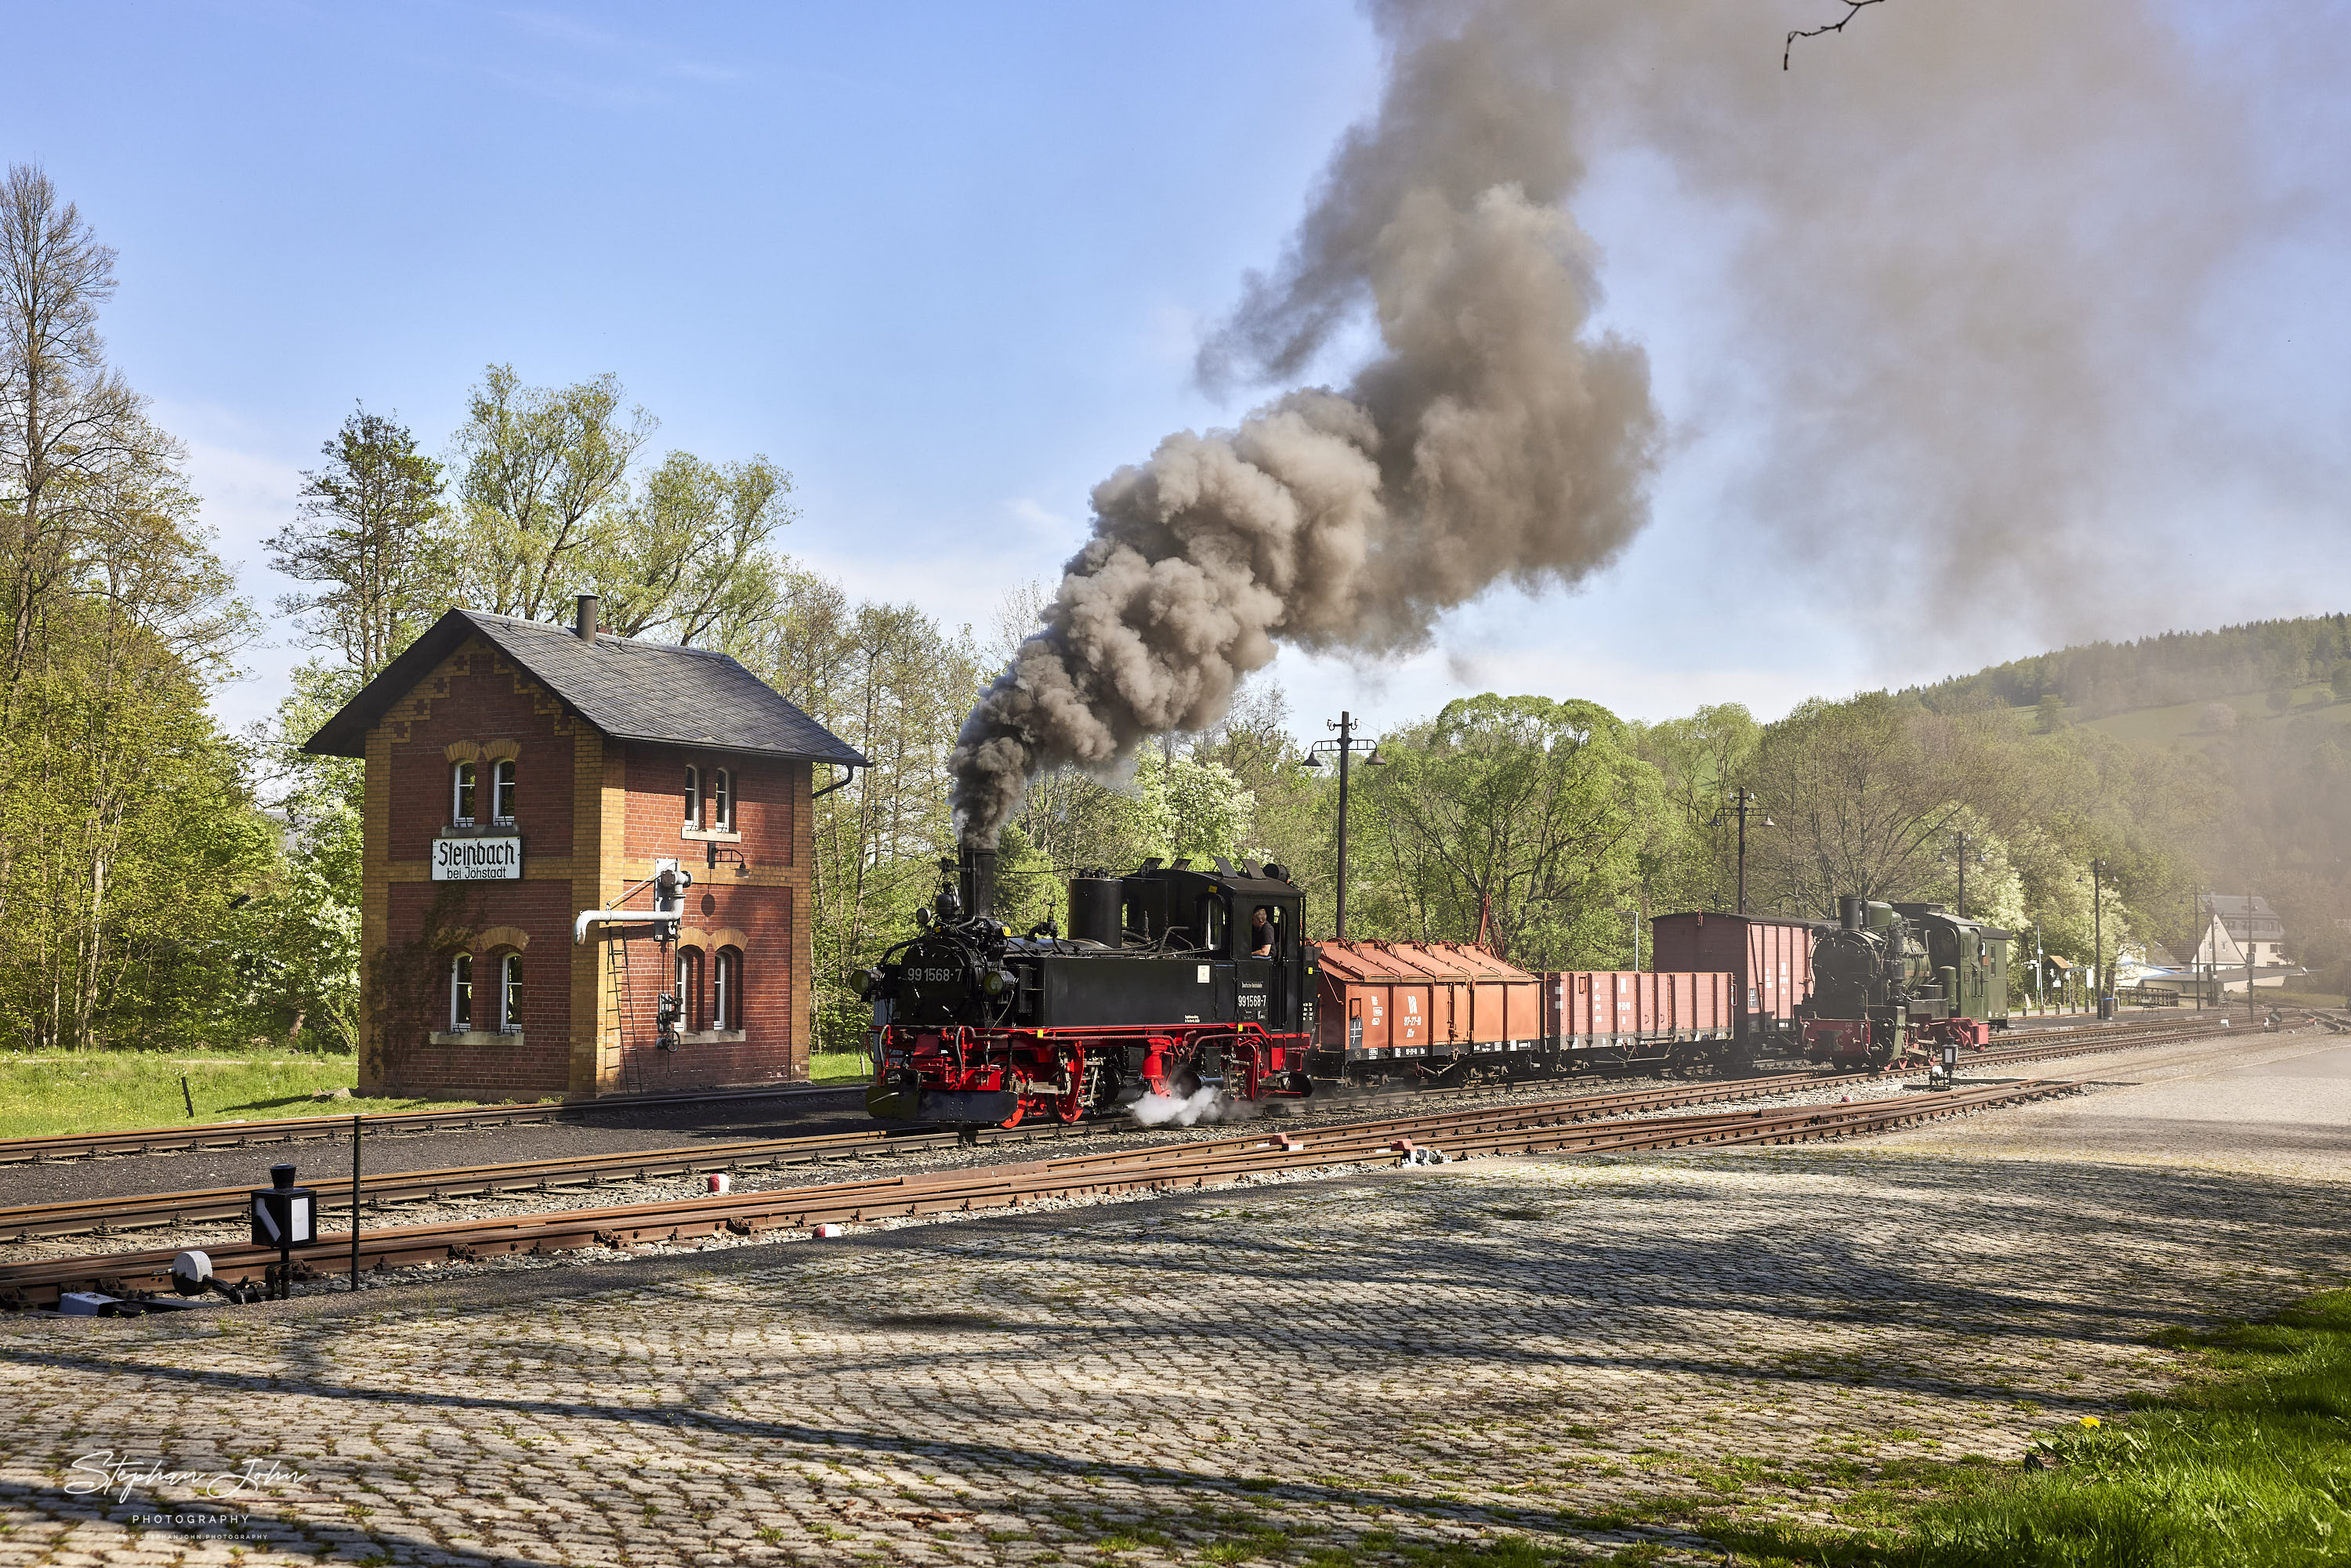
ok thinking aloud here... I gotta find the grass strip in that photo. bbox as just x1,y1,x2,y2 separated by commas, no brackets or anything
1896,1287,2351,1567
1632,1287,2351,1566
0,1052,487,1139
2,1047,875,1139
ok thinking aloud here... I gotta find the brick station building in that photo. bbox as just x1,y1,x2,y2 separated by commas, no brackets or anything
305,599,864,1102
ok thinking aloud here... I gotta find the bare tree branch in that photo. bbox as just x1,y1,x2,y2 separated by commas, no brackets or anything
1785,0,1889,70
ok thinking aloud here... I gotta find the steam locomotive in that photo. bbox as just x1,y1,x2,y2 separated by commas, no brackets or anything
860,850,2016,1128
861,849,1316,1127
1802,896,2012,1067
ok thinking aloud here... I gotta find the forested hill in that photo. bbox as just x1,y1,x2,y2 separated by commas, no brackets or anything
1902,614,2351,721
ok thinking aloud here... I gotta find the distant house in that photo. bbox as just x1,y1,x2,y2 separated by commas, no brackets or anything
2191,894,2300,991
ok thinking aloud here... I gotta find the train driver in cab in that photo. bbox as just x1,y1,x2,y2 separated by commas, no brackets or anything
1251,907,1277,957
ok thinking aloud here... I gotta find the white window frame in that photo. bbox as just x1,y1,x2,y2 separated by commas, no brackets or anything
452,761,477,827
713,768,734,831
683,765,701,830
451,953,473,1029
713,947,737,1030
501,952,523,1033
491,758,517,824
676,947,704,1032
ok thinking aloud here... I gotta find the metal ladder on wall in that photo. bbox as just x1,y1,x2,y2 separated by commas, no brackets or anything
607,929,650,1095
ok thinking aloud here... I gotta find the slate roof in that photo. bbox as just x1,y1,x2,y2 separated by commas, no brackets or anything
303,609,867,767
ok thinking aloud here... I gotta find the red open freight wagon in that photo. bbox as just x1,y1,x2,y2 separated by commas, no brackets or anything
1313,941,1540,1069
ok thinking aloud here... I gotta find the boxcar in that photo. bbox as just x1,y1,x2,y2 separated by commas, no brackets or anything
1648,911,1828,1062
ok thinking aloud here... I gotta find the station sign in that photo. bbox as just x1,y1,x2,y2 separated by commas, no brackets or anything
431,835,523,881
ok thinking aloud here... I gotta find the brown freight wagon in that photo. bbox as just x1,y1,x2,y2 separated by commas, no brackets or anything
1317,941,1732,1081
1312,941,1433,1065
1647,911,1828,1060
1313,940,1545,1079
1541,970,1735,1070
1376,942,1543,1063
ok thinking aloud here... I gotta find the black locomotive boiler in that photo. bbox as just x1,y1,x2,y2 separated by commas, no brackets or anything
1802,896,2012,1067
862,848,1317,1126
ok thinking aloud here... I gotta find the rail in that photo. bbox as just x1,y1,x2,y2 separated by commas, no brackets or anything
0,1012,2237,1251
0,1075,2092,1309
0,1011,2221,1167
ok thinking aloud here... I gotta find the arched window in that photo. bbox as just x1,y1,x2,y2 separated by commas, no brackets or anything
714,947,741,1030
683,765,701,830
492,758,517,824
452,761,477,826
451,953,473,1029
501,953,523,1032
676,946,705,1032
713,768,734,831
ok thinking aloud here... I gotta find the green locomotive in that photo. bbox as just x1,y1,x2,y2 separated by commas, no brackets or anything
1802,896,2011,1067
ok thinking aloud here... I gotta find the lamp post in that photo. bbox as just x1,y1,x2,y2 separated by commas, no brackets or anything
1300,712,1384,942
2244,889,2257,1027
2079,859,2108,1016
1941,829,1990,919
1709,789,1770,915
2190,886,2204,1012
2030,921,2044,1015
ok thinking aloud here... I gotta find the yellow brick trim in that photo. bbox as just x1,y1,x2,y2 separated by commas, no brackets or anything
474,924,531,953
571,729,615,1096
358,724,395,1095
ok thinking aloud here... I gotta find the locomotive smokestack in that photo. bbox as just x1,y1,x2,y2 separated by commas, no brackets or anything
1839,896,1862,932
960,846,997,922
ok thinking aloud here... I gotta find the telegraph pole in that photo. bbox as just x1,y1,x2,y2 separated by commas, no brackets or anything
1303,712,1382,942
2245,889,2257,1026
2089,858,2106,1016
1336,713,1353,941
1714,789,1763,915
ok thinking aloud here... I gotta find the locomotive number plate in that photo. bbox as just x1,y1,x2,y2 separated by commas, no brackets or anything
911,968,960,983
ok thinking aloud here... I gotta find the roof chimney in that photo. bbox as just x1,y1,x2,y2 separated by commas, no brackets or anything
575,594,599,643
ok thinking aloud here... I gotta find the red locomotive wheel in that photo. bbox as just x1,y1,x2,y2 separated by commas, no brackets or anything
1043,1045,1083,1123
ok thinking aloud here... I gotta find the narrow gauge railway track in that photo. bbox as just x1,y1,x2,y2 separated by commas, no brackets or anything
0,1012,2236,1245
0,1012,2221,1168
0,1079,864,1166
1,1067,1860,1243
0,1076,2086,1309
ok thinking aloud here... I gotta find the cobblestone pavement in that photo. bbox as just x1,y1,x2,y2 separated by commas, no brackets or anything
4,1034,2348,1567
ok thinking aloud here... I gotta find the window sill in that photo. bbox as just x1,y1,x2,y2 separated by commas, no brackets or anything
441,823,519,838
679,1029,746,1045
429,1030,524,1046
682,827,742,843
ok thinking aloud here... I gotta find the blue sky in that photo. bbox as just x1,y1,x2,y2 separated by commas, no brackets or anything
7,2,2345,741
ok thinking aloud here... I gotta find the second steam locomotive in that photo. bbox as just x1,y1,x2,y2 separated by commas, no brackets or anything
863,849,2012,1127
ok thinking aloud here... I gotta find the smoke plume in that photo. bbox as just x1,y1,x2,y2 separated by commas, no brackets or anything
951,3,1661,843
955,0,2278,842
